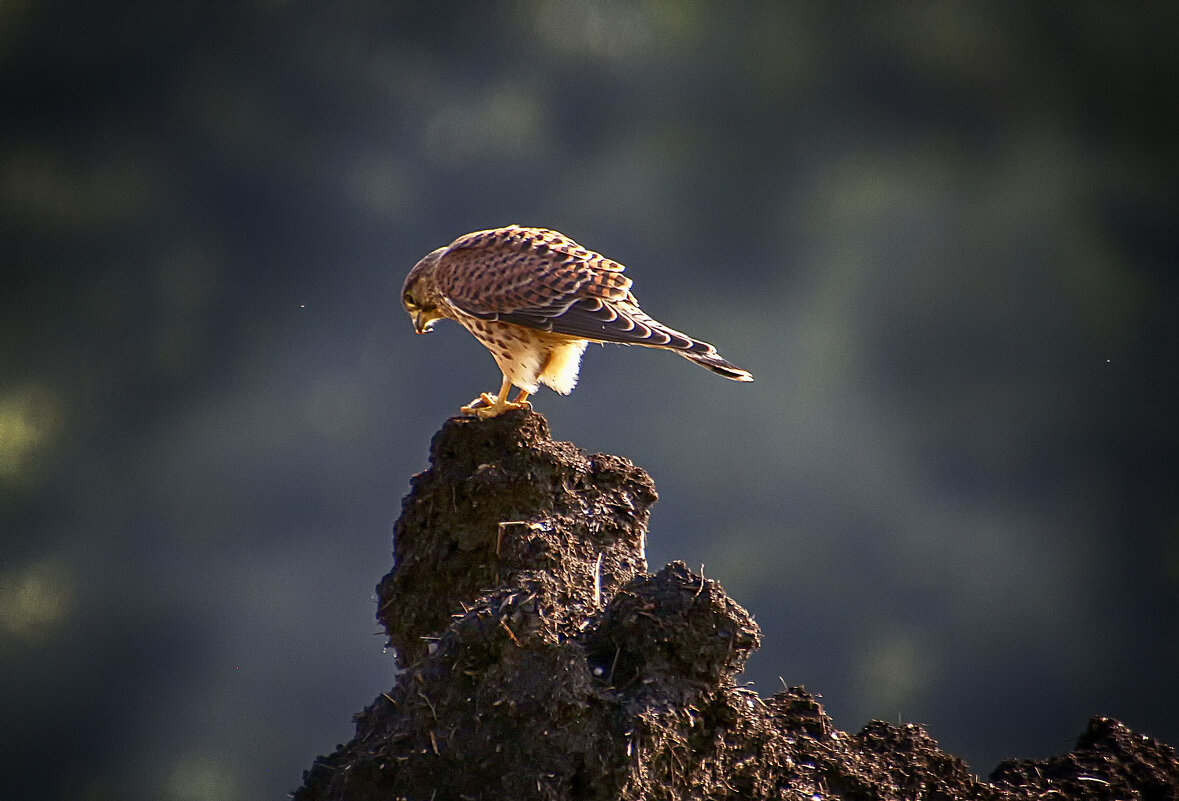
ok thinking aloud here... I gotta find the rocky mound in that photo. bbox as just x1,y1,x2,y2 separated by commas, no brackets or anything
294,411,1178,801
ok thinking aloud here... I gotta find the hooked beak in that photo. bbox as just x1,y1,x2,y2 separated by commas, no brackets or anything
412,312,437,334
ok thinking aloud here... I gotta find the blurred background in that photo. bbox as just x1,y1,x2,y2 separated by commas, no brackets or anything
2,2,1177,799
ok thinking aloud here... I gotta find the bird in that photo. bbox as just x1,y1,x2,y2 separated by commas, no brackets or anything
401,225,753,418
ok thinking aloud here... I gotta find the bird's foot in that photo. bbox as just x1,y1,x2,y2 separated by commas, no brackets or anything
460,392,531,419
462,392,499,410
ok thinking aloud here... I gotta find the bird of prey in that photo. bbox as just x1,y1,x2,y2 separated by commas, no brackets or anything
401,225,753,418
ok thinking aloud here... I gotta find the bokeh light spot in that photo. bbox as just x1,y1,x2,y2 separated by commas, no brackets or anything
854,630,936,716
0,384,61,489
166,755,241,801
0,560,76,641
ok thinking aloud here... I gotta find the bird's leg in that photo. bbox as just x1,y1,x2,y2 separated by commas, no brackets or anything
462,376,511,412
461,377,531,418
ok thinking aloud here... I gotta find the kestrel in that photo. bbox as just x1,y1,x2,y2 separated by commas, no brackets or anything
401,225,753,418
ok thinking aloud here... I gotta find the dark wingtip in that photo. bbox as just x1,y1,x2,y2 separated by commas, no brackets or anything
682,351,754,382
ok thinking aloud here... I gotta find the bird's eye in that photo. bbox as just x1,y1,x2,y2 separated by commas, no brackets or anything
402,291,418,310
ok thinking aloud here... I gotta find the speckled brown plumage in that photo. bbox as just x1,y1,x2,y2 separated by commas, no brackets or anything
401,225,753,417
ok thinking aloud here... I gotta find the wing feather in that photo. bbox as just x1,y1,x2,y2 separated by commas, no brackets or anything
434,225,703,351
435,225,625,315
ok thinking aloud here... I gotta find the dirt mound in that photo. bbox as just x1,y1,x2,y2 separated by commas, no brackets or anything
294,410,1178,801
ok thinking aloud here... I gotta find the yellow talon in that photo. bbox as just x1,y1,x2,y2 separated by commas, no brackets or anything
460,378,531,418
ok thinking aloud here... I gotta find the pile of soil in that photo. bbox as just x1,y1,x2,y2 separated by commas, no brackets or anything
293,411,1178,801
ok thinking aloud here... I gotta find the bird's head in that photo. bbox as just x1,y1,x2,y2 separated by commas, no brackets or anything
401,247,447,334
